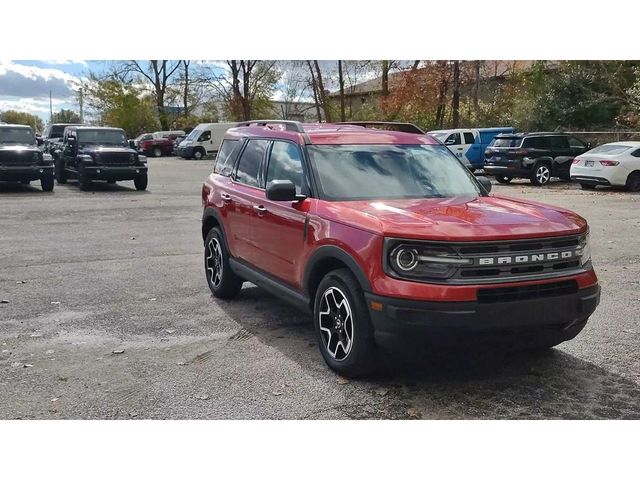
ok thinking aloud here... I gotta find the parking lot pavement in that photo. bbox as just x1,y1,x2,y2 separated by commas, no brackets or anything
1,161,639,419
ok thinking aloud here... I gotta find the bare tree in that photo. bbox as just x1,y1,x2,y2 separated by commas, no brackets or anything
118,61,182,129
182,60,190,118
452,61,460,128
313,61,332,122
338,60,346,122
306,61,323,122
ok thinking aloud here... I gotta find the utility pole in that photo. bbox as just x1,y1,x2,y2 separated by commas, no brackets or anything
49,90,53,122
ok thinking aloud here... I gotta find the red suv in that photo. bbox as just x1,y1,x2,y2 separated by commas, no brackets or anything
201,120,600,376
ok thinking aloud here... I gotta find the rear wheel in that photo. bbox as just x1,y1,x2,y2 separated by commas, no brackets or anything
530,163,551,186
134,174,148,191
580,183,596,190
204,227,243,299
41,175,54,192
314,269,377,377
153,147,162,157
625,171,640,192
495,175,512,184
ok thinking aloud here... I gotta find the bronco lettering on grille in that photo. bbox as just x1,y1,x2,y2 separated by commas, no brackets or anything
477,250,579,265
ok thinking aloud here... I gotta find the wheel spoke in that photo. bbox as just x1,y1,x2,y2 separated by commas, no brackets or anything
318,286,354,361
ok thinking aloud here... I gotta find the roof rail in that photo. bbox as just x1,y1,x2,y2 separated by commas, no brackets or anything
236,119,305,133
334,121,425,134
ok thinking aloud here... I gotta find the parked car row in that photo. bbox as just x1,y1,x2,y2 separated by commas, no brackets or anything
1,122,148,192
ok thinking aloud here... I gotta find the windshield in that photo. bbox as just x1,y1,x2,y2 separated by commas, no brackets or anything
50,125,68,138
490,137,522,148
307,144,482,201
430,132,449,142
587,144,632,155
77,129,127,146
0,126,36,145
184,129,201,141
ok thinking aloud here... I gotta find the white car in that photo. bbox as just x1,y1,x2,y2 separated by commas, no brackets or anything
570,141,640,192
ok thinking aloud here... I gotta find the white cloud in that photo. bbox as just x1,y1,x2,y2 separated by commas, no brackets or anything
0,60,81,99
45,60,89,67
0,97,71,117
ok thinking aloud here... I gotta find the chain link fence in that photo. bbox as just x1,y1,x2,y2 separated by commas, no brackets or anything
565,131,640,146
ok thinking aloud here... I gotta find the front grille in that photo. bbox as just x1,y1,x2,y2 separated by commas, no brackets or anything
477,280,578,304
97,152,133,165
0,150,39,166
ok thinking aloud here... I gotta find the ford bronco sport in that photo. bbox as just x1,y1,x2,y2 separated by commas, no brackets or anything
0,124,55,191
55,126,148,191
201,120,600,376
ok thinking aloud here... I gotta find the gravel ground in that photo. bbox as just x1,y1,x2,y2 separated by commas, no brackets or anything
1,159,638,419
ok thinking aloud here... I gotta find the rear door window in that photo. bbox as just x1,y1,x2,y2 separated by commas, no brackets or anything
235,139,268,188
463,132,476,144
568,137,586,148
214,139,240,176
523,137,550,149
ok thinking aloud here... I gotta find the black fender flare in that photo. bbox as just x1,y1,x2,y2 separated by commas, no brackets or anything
303,245,372,297
202,207,227,244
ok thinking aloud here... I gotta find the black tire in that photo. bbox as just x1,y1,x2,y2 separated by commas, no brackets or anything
78,166,91,191
41,175,54,192
107,180,116,184
625,171,640,192
55,159,67,184
20,180,30,185
495,175,512,184
580,183,596,190
153,147,162,158
530,163,551,186
134,174,148,191
193,149,205,160
314,268,377,377
204,227,243,299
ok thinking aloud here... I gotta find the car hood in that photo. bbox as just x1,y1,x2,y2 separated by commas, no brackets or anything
0,144,39,153
78,146,136,155
316,195,587,241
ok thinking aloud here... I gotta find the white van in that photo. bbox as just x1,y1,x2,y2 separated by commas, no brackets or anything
176,123,236,160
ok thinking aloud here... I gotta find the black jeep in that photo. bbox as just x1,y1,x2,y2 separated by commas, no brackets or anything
0,124,54,191
484,132,590,185
55,126,148,191
42,123,83,158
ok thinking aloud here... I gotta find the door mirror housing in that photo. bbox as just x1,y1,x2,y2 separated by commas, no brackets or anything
477,175,492,193
266,180,299,202
445,138,456,145
67,135,76,146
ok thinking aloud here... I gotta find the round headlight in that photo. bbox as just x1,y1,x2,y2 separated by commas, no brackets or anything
32,152,40,160
129,154,136,162
394,247,419,271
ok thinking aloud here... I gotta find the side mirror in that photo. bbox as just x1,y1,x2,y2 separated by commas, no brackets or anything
266,180,298,201
477,176,492,193
36,137,44,146
128,139,136,149
445,139,455,145
586,142,592,149
67,136,76,146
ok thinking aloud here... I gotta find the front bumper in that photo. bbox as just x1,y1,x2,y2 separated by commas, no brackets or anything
0,164,53,181
177,146,194,157
365,282,600,346
83,164,147,181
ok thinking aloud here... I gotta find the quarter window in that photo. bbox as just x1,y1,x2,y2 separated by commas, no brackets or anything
631,149,640,158
523,137,549,149
266,141,304,194
235,139,268,188
549,136,569,149
214,139,239,176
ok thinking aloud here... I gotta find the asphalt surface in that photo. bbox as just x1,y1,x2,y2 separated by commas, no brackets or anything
1,159,639,419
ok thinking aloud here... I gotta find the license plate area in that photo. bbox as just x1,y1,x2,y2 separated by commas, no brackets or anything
585,160,594,167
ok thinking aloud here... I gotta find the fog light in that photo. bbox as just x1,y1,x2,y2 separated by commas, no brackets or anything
39,169,43,173
96,169,101,174
136,169,140,173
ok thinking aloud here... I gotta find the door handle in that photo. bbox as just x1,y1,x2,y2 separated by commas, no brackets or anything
253,205,267,214
221,193,232,202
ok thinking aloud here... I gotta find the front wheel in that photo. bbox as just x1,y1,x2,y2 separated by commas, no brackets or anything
134,174,148,191
204,227,243,299
41,175,54,192
530,163,551,186
78,166,91,191
193,149,204,160
495,175,512,184
314,269,377,377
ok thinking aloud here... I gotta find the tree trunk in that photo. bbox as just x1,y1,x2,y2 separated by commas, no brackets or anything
473,60,480,113
314,60,331,122
338,60,346,122
183,60,190,118
381,60,390,96
307,61,322,122
452,61,460,128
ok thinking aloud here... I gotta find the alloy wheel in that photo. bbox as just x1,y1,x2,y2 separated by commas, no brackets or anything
536,165,550,184
318,286,354,361
205,238,223,288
